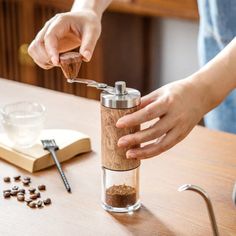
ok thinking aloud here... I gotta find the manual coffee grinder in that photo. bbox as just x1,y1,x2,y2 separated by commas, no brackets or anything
60,52,141,213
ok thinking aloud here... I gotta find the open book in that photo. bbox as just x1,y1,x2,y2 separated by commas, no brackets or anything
0,129,91,172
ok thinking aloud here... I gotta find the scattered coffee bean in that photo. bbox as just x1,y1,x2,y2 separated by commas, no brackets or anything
28,201,36,208
22,180,30,186
3,177,10,183
12,186,19,191
2,175,52,210
28,187,36,194
25,198,33,204
30,194,38,200
18,189,25,194
17,194,25,202
13,175,21,181
37,200,43,208
3,191,11,198
3,189,11,193
38,185,46,191
43,198,51,205
23,177,31,181
10,190,19,196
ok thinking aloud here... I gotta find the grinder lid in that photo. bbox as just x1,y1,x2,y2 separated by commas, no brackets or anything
101,81,140,109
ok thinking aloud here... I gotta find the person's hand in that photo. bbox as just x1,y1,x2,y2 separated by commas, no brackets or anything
116,79,207,159
28,10,101,69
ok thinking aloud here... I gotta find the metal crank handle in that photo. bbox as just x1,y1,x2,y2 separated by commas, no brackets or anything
67,78,96,85
67,78,114,94
67,78,108,89
59,52,114,92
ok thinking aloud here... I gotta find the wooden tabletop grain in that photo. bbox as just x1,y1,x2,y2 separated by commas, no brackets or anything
0,78,235,236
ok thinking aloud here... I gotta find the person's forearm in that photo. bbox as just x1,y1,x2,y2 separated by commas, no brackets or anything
190,38,236,114
71,0,113,18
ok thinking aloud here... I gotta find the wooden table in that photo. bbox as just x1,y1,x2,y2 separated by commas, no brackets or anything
0,78,235,236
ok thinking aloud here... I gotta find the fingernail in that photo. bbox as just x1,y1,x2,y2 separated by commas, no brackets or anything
117,139,129,147
83,50,91,62
127,151,136,159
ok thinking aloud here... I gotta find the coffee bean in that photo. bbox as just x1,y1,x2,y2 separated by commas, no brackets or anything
25,198,33,204
30,194,38,200
2,175,52,210
38,185,46,191
18,189,25,194
23,177,31,181
17,194,25,202
22,180,30,186
11,190,19,196
13,175,21,181
37,200,43,208
43,198,51,205
28,187,36,194
3,177,10,183
12,186,19,191
3,192,11,198
28,202,36,208
3,189,11,193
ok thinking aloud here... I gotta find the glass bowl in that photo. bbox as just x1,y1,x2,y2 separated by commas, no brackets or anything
0,101,46,148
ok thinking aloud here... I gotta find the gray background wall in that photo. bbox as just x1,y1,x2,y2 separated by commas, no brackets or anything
150,18,199,88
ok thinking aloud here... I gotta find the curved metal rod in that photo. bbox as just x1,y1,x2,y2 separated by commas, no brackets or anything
67,78,114,93
178,184,219,236
232,183,236,206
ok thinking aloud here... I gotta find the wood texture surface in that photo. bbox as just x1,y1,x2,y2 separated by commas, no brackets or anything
109,0,199,20
0,0,198,101
0,79,235,236
36,0,199,20
101,105,140,171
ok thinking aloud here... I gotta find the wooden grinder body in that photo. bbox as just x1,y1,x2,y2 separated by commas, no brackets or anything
101,105,140,171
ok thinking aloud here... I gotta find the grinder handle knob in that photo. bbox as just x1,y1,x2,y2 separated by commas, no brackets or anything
59,52,83,79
